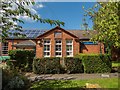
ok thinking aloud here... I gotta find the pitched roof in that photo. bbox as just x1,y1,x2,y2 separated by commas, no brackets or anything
67,30,97,39
7,29,46,39
37,26,78,39
6,27,97,39
13,40,36,47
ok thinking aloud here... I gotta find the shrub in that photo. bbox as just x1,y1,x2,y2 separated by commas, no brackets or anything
33,57,61,74
76,54,112,73
2,68,30,90
64,57,84,73
8,50,35,71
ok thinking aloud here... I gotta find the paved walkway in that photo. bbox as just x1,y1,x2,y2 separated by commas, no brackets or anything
25,73,118,82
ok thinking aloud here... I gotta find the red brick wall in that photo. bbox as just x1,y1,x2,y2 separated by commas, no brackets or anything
7,40,35,52
81,43,104,54
5,29,105,57
36,28,80,58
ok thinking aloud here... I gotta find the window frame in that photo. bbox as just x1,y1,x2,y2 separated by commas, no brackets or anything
43,39,51,57
2,42,8,55
66,40,73,57
55,39,62,57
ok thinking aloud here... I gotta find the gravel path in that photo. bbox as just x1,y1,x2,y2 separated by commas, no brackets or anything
25,73,119,82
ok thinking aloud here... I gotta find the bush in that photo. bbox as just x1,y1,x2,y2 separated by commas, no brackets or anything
8,50,35,71
33,57,61,74
76,54,112,73
2,68,30,90
64,57,84,73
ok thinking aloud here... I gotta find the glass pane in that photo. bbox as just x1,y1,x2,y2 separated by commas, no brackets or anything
55,45,61,51
56,40,61,44
56,52,61,55
66,40,72,45
66,52,72,56
2,51,8,54
44,40,50,44
66,45,72,51
44,45,50,51
44,52,50,56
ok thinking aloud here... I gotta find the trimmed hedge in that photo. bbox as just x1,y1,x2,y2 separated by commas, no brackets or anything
8,50,35,71
76,54,112,73
64,57,84,73
33,57,60,74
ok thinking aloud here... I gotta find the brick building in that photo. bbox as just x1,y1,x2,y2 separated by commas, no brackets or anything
1,26,104,58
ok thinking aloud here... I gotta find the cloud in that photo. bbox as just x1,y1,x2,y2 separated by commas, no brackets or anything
35,4,44,8
9,0,44,23
18,2,44,22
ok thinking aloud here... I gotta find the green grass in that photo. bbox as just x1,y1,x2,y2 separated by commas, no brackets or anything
112,62,120,67
30,78,118,90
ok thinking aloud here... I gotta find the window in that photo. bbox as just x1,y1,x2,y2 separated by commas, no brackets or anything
2,42,8,55
54,32,62,38
43,39,50,57
55,39,62,57
66,40,73,57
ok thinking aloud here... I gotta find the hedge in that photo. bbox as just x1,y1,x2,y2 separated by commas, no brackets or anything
33,57,60,74
76,54,112,73
64,57,84,73
8,50,35,71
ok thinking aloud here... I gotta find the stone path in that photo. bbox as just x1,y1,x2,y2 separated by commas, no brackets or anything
25,73,118,82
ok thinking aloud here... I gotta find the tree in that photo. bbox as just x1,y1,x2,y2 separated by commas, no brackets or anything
83,2,120,50
0,0,64,39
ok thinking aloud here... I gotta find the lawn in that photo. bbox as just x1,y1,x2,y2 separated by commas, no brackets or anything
112,62,120,67
30,78,118,90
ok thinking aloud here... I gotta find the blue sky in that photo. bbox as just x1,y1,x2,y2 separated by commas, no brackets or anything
19,2,97,30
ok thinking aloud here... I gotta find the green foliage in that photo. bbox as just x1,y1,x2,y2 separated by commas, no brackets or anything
83,2,120,48
33,57,61,74
76,54,112,73
2,68,30,90
64,57,84,73
1,0,64,39
8,49,35,71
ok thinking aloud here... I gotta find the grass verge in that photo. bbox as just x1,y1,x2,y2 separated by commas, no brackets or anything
30,78,118,90
112,62,120,67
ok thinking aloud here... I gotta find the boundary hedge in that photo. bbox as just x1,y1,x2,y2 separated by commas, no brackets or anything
76,54,112,73
33,57,60,74
8,50,35,71
64,57,84,73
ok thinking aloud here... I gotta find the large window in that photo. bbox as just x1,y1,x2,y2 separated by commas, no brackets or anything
55,39,62,57
66,40,73,57
2,42,8,55
43,39,51,57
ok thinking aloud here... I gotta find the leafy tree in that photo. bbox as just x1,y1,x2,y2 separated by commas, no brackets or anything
0,0,64,39
83,2,120,51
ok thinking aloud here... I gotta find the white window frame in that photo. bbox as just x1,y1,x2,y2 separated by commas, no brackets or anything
66,40,73,57
2,42,8,55
55,39,62,57
43,39,51,57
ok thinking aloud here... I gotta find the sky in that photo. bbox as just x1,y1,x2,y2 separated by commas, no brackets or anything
19,2,97,30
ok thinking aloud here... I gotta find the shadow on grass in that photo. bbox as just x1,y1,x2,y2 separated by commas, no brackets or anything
30,80,85,90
